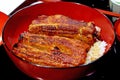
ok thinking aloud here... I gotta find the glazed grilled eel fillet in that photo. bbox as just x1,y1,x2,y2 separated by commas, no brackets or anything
12,14,98,67
13,32,90,67
28,15,96,45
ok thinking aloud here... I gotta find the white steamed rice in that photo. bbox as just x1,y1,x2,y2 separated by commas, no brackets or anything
85,40,107,64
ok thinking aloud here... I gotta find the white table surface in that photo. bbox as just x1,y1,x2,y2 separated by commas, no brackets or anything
0,0,25,15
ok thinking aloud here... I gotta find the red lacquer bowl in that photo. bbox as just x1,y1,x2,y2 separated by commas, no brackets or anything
2,2,115,80
0,11,8,45
114,18,120,41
